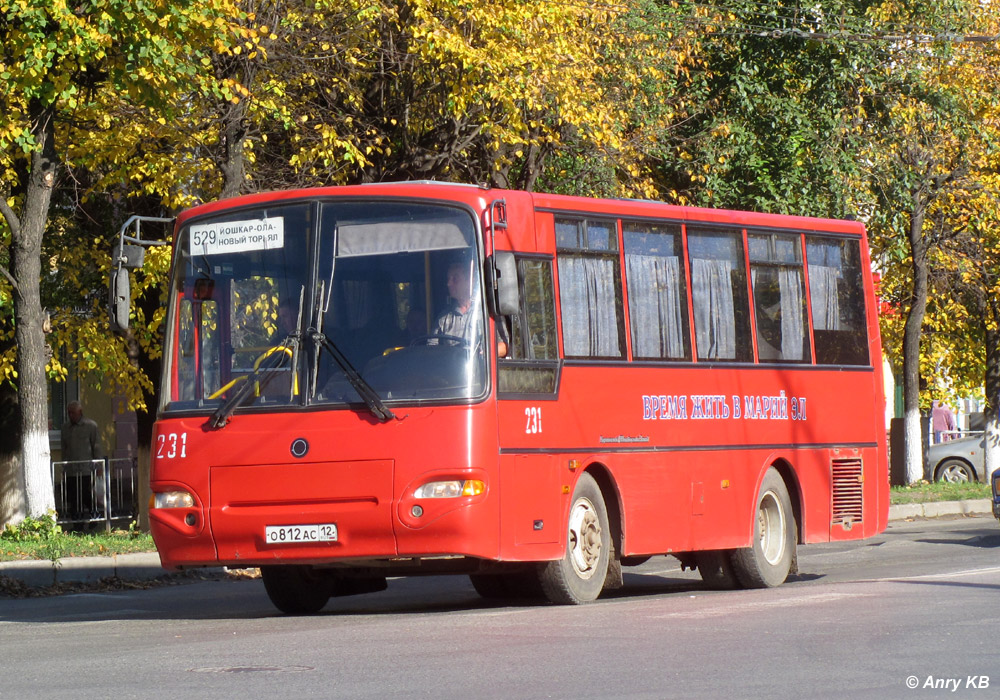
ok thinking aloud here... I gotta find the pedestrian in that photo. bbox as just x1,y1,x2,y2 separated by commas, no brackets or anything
60,401,105,519
931,400,956,443
61,401,103,461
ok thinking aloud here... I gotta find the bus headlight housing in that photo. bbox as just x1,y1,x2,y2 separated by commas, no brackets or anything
153,490,195,509
414,479,485,499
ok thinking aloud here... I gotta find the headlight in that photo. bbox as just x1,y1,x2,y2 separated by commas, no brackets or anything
414,480,485,499
153,491,195,508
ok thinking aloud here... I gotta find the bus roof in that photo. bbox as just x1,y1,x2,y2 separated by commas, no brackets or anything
175,181,866,238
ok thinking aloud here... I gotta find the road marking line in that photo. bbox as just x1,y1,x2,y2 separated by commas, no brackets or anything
651,591,870,619
634,567,683,576
865,565,1000,583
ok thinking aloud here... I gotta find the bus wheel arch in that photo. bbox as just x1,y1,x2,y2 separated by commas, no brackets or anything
730,466,798,588
586,464,625,591
769,459,803,548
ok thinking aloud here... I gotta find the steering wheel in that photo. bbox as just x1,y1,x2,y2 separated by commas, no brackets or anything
206,345,296,400
409,334,470,348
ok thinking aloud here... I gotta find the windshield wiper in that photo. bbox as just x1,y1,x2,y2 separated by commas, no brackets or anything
207,334,298,429
312,330,396,423
207,288,306,430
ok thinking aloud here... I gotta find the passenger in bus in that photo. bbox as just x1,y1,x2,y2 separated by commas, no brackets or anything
276,299,300,337
405,306,428,342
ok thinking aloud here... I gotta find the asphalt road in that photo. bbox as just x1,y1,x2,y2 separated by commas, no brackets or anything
2,515,999,700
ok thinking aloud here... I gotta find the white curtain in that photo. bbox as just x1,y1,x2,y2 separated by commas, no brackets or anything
691,258,736,360
809,265,841,331
626,254,685,358
559,256,620,357
778,268,805,360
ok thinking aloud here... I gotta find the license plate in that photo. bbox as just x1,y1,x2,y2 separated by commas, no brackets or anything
264,523,338,544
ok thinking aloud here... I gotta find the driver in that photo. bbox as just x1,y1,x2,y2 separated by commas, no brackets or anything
434,259,477,343
434,258,508,357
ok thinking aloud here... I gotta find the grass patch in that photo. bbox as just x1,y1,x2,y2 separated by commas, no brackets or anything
1,513,155,562
890,481,991,505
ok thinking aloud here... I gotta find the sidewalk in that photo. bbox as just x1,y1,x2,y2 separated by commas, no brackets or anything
0,500,994,590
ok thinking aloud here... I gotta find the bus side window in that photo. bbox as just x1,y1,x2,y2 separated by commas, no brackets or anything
687,228,753,362
747,231,810,363
499,257,559,395
806,237,870,366
623,221,691,361
555,218,625,359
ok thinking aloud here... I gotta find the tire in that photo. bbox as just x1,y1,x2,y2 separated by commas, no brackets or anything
695,549,740,590
730,469,796,589
260,565,332,614
469,573,512,599
539,472,610,604
470,570,545,600
508,569,546,599
936,459,976,483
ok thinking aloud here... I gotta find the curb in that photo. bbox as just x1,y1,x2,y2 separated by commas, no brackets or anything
888,498,993,521
0,552,173,588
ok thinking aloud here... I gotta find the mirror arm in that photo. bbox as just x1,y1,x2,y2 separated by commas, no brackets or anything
108,215,175,334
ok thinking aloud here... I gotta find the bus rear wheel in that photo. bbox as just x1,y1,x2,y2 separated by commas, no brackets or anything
261,565,332,614
730,469,796,589
540,472,610,605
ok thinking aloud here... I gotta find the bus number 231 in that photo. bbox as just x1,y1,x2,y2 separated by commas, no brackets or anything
156,432,188,459
525,407,543,434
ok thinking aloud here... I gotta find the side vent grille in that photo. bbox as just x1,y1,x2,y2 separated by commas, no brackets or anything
832,458,864,529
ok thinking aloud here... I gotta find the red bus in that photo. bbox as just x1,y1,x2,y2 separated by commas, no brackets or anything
136,182,888,613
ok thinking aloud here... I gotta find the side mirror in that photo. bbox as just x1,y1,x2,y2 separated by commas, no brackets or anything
489,252,519,317
109,267,131,333
113,243,146,269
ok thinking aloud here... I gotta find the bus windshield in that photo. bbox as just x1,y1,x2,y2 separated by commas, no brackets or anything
162,200,487,415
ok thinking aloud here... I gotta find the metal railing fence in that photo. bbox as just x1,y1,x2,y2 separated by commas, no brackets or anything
51,457,139,532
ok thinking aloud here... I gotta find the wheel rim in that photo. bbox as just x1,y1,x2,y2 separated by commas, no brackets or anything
568,497,602,579
941,464,971,483
757,490,786,566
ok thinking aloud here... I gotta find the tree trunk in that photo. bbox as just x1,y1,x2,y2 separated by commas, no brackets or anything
984,323,1000,480
0,384,25,526
218,97,249,199
902,204,929,484
11,104,58,518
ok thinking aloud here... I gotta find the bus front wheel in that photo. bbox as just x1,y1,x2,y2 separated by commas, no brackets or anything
730,469,796,589
261,565,332,615
695,549,739,590
469,571,544,600
540,472,610,605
